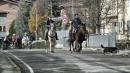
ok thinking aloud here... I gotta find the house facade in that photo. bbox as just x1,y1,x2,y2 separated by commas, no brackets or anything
100,0,130,41
0,0,19,37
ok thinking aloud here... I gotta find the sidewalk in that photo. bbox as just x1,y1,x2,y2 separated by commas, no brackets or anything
0,51,21,73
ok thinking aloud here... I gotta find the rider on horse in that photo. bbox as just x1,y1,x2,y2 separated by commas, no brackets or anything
45,17,58,40
69,14,87,52
71,14,82,33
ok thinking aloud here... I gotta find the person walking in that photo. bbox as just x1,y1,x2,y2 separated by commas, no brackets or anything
12,34,17,48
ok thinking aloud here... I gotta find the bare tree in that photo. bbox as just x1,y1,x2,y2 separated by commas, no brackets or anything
84,0,116,34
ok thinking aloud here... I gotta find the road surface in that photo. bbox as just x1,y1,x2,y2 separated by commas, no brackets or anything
4,49,130,73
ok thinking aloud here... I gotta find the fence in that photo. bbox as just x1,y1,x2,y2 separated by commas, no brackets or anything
56,30,69,48
56,30,116,48
87,34,116,48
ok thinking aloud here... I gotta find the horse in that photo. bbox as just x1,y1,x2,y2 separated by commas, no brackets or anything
48,23,56,53
69,24,89,53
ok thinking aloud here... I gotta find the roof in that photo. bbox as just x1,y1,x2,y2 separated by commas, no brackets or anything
0,11,8,14
1,0,36,6
2,0,20,5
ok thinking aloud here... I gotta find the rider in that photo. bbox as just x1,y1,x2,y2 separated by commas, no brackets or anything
71,14,82,33
45,17,58,40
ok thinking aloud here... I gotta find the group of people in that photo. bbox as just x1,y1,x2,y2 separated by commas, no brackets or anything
3,34,17,49
2,32,35,49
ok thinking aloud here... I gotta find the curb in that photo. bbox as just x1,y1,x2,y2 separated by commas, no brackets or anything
0,51,21,73
2,51,34,73
4,54,21,73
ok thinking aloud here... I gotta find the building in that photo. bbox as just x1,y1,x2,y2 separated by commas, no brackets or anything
0,0,19,37
105,0,130,41
0,12,8,37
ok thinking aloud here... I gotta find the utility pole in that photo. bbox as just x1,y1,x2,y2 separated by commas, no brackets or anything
117,0,118,33
122,0,125,34
72,0,74,19
51,0,53,17
115,0,118,47
36,2,38,40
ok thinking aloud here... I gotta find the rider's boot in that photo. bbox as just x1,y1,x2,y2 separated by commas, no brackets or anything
55,32,59,40
45,31,48,40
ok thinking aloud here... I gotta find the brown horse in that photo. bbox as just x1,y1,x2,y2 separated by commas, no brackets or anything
69,24,88,53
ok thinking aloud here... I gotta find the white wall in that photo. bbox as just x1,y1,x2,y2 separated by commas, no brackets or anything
125,0,130,24
88,34,116,47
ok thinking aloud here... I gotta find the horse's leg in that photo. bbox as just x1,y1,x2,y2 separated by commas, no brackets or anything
49,40,52,52
75,41,81,53
69,41,72,51
50,39,55,53
72,41,75,52
52,41,55,53
73,41,77,52
45,40,48,52
78,43,82,53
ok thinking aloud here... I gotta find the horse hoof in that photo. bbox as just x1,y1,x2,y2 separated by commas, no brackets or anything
73,49,76,52
51,51,54,53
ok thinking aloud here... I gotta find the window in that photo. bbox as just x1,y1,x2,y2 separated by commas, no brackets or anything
127,0,130,7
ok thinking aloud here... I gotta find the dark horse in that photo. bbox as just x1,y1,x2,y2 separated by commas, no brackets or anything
69,24,88,53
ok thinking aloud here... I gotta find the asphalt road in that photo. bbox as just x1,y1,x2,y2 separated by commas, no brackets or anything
0,51,20,73
5,49,130,73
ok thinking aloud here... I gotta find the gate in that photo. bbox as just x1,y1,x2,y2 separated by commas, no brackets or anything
87,34,116,48
56,30,116,48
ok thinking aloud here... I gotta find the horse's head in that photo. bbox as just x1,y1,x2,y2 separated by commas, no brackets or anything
79,24,87,33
